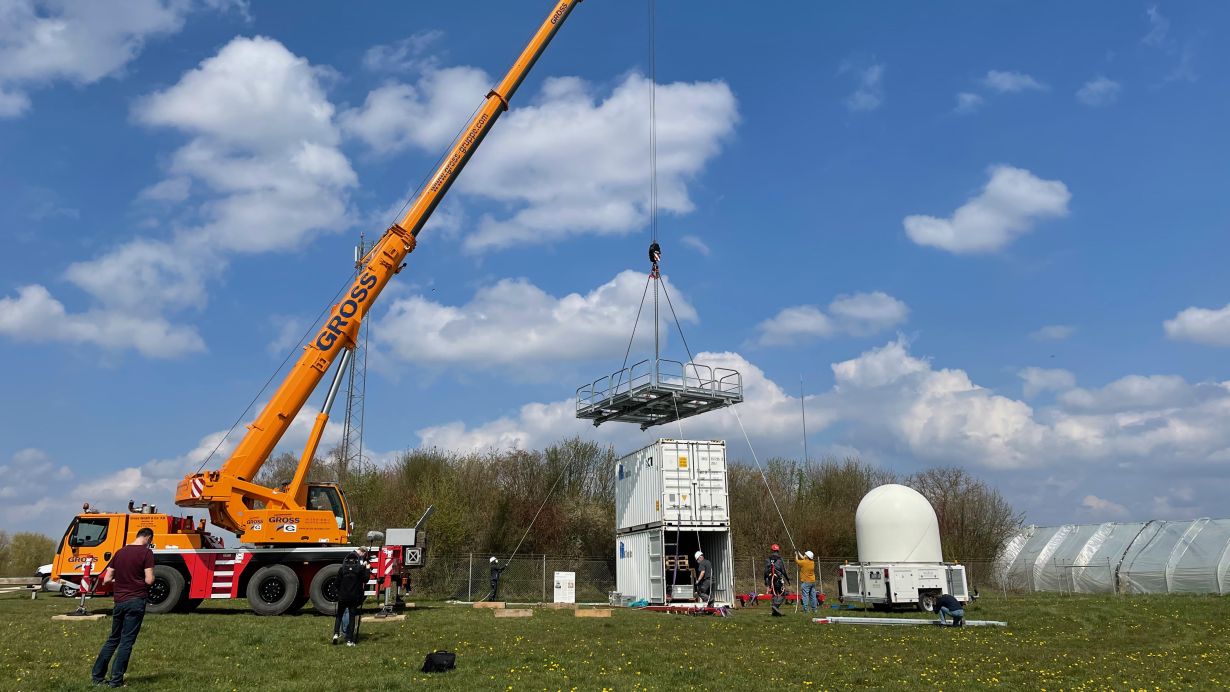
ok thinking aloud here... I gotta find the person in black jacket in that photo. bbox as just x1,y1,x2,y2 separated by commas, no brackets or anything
333,547,370,646
485,556,508,602
931,593,965,626
763,544,790,617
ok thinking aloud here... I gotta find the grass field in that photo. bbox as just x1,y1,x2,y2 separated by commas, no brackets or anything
1,593,1227,690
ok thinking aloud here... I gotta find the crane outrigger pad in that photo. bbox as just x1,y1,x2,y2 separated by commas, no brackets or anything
576,358,743,430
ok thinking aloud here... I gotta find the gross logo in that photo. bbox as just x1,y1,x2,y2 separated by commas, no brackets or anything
269,516,300,524
550,2,567,24
315,272,378,351
67,556,96,563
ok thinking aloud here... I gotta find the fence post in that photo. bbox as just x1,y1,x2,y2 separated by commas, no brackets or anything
467,553,473,601
542,554,548,603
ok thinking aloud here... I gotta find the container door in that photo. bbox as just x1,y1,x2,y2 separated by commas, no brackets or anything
648,531,665,602
662,441,692,524
692,442,727,524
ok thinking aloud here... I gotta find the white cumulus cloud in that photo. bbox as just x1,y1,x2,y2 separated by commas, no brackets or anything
841,62,884,112
953,92,984,115
1019,367,1076,398
1076,77,1121,106
0,36,355,359
1031,324,1075,341
341,66,491,154
755,292,908,346
378,270,696,368
1164,303,1230,347
0,0,191,118
903,165,1071,254
347,67,737,253
981,70,1047,93
1081,494,1129,519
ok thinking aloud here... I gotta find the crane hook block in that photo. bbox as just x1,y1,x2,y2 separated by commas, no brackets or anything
648,242,661,264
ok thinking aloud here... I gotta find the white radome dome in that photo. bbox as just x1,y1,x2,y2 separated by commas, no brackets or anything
855,484,943,563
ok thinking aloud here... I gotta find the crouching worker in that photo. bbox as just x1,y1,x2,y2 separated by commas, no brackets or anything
333,547,370,646
932,592,964,627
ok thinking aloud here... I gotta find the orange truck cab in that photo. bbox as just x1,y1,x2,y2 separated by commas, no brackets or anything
52,503,218,597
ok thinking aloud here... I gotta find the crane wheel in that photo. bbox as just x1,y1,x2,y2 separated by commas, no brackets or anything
147,566,186,614
309,563,342,616
246,564,301,616
177,598,204,613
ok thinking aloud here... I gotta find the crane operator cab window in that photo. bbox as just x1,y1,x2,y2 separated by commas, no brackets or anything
307,486,346,529
66,517,110,548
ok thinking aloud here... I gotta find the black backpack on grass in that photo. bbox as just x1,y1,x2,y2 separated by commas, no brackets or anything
422,651,456,673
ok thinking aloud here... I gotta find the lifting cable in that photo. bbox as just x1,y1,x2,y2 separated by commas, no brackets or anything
730,404,804,609
731,404,799,555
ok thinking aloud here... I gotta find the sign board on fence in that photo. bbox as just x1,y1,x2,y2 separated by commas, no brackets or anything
553,571,576,604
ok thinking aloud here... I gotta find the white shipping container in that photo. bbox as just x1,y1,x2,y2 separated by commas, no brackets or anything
615,526,734,606
616,439,729,532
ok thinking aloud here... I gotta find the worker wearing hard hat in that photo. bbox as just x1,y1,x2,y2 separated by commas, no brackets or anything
693,550,714,608
484,556,508,602
764,544,790,617
794,549,819,613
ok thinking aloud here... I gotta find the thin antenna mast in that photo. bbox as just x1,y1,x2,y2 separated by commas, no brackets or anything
800,374,809,464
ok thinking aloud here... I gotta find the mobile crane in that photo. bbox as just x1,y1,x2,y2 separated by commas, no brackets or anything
51,0,583,616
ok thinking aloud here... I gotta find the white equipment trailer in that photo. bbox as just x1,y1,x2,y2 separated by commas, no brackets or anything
837,562,970,612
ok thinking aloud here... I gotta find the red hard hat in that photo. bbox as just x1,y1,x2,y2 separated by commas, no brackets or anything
771,544,780,552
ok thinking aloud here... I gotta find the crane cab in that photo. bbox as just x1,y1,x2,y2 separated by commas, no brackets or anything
51,503,212,588
305,483,350,532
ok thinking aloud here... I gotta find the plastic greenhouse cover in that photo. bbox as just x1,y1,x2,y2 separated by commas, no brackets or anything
999,518,1230,595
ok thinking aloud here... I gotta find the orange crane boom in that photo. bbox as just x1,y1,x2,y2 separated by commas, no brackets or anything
175,0,583,544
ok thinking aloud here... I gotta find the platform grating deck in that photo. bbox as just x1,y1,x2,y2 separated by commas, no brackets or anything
576,358,742,430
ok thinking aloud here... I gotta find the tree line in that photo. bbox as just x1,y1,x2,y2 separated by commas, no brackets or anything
0,437,1021,575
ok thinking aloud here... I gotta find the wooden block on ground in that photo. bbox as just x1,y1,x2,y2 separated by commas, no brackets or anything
52,614,106,621
575,608,612,618
365,613,406,623
473,601,505,609
542,603,577,610
494,608,533,618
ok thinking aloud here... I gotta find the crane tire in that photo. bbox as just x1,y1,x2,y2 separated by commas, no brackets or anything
246,564,300,616
309,563,342,616
178,598,204,613
147,565,185,614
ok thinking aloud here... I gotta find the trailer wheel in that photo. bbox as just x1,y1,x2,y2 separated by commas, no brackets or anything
918,591,938,613
147,566,185,614
309,563,342,616
246,564,300,616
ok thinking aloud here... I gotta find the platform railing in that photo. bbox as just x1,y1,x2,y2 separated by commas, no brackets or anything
576,358,744,412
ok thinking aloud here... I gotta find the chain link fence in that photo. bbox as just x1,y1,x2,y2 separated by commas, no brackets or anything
406,554,1022,604
408,554,616,603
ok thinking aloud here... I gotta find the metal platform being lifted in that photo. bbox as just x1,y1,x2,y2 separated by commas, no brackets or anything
576,357,743,430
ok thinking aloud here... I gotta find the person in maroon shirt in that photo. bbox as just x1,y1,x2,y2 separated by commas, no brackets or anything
91,527,155,687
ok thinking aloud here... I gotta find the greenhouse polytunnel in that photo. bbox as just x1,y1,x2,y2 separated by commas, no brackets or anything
996,518,1230,595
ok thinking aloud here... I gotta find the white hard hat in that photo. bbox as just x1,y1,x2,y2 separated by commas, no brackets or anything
489,556,498,563
805,550,815,560
694,550,703,560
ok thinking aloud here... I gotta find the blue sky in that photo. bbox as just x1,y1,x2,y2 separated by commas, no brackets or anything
2,1,1229,535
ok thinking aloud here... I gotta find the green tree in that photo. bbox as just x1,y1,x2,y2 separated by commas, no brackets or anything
0,532,55,576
